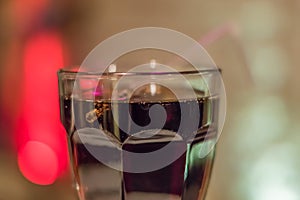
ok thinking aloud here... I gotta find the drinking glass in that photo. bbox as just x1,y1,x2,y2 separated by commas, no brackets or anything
58,66,223,200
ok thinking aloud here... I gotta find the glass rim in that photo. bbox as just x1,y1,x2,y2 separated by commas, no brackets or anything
58,67,221,77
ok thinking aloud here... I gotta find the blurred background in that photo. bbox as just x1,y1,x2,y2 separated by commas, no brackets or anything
0,0,299,200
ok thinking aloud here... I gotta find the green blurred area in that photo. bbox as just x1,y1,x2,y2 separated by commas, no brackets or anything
0,0,300,200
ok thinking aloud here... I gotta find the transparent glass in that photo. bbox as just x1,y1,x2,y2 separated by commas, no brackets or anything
58,68,222,200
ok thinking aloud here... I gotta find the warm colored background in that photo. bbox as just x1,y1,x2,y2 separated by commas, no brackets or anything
1,0,300,200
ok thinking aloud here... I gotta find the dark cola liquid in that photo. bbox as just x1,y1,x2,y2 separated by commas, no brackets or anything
62,97,218,200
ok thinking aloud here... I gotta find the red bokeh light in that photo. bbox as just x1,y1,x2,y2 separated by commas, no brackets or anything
17,30,69,185
18,141,59,185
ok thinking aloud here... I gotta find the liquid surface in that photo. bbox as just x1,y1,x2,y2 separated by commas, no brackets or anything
61,97,218,200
